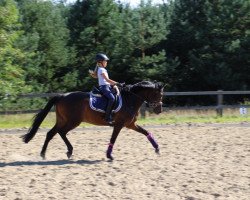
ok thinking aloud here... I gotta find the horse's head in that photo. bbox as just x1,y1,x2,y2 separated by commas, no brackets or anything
146,82,165,114
130,81,165,114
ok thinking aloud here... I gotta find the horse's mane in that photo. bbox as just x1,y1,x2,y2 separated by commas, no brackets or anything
125,81,162,92
132,81,156,88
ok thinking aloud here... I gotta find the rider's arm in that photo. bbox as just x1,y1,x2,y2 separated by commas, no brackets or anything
101,73,118,85
113,85,120,95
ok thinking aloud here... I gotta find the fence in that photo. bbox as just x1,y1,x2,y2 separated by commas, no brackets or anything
137,90,250,117
164,90,250,117
1,90,250,116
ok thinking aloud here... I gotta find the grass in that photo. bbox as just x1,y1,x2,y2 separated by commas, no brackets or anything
0,108,249,129
138,109,250,125
138,114,250,125
0,112,56,129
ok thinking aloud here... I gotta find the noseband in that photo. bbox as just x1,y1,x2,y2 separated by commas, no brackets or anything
148,101,163,108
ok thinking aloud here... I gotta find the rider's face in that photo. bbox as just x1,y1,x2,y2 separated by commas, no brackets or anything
101,61,108,67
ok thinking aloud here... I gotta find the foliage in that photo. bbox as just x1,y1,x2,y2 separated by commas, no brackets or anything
165,0,250,92
17,0,77,92
127,0,168,82
0,0,29,102
68,0,123,90
0,0,249,111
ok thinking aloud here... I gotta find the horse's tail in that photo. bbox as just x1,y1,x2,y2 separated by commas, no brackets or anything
21,95,61,143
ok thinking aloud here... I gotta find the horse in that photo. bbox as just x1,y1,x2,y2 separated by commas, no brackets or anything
21,81,165,160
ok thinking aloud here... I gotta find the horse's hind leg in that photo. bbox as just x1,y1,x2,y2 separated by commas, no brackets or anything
56,116,81,158
58,131,73,159
57,123,80,159
40,125,57,159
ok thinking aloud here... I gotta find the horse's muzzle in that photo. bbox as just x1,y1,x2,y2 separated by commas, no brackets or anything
150,102,162,114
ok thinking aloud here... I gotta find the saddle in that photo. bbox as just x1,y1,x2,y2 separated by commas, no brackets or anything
89,86,122,113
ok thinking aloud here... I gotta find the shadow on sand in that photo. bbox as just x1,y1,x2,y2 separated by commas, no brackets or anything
0,159,103,167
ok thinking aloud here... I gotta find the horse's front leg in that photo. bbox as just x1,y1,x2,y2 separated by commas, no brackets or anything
127,123,160,154
107,125,123,160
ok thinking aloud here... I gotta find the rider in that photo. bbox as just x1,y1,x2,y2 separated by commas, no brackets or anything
90,53,120,125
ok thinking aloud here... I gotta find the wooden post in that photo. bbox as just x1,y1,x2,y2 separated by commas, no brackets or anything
216,90,223,117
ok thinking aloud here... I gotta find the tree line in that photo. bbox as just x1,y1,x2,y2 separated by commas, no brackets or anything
0,0,249,111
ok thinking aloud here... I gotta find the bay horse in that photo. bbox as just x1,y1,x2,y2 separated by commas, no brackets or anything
21,81,165,160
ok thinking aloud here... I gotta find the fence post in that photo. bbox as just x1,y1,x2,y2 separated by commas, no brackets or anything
216,90,223,117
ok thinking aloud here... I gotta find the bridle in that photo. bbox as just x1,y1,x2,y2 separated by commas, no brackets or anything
125,89,162,109
148,101,163,108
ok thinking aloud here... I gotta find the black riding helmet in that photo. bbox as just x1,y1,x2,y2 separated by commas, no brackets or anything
96,53,109,62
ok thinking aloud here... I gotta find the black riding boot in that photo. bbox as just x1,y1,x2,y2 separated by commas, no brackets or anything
105,100,114,125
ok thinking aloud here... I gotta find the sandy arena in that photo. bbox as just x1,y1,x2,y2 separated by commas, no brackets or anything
0,123,249,200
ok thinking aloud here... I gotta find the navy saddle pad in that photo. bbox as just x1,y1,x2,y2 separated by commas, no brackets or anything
89,87,122,113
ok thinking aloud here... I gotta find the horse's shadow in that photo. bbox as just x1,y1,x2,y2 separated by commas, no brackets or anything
0,159,103,167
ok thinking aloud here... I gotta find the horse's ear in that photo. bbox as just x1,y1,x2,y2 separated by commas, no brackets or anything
154,81,167,89
163,84,167,89
155,82,161,89
159,83,167,90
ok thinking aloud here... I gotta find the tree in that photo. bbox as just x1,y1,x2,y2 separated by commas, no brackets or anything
163,0,208,91
68,0,124,89
165,0,250,93
0,0,29,101
127,0,168,82
17,0,77,93
187,0,250,91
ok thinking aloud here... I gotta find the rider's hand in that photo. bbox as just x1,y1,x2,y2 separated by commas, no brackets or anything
116,82,125,87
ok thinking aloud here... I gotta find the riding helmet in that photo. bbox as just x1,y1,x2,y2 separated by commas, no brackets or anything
95,53,109,62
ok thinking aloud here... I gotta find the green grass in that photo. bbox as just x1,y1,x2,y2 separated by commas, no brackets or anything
0,112,97,129
138,109,250,125
0,109,249,129
138,114,250,125
0,113,54,129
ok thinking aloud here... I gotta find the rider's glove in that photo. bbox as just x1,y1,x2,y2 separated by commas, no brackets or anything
116,82,125,87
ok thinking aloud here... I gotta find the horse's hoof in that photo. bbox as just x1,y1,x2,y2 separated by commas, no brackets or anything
67,152,72,159
155,148,160,155
68,155,74,160
107,154,114,161
40,153,46,160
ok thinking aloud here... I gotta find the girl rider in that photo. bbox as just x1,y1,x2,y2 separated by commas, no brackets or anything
89,53,122,125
